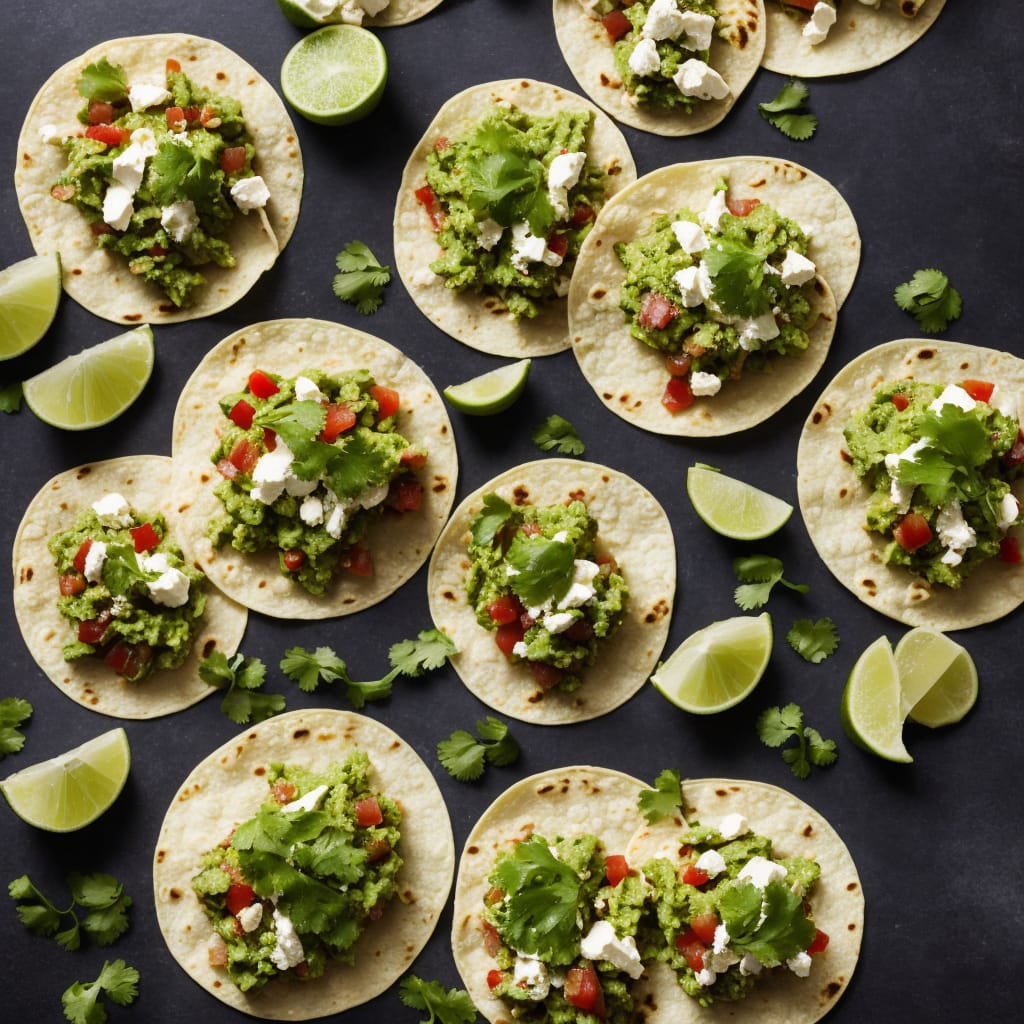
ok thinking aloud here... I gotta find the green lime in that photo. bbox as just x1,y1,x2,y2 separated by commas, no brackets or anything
280,24,388,126
444,359,531,415
276,0,332,28
0,727,130,832
894,626,978,727
22,324,154,430
686,463,794,540
651,613,773,714
841,636,912,763
0,252,62,360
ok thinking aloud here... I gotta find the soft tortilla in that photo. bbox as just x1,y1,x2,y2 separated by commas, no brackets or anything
797,338,1024,628
427,459,675,724
170,318,457,619
450,765,650,1024
366,0,445,25
11,455,247,719
553,0,766,136
762,0,946,77
153,708,455,1020
625,777,863,1024
393,78,637,357
15,33,303,324
569,156,858,436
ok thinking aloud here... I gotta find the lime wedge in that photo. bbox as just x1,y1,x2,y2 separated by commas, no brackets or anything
686,463,794,540
0,252,62,360
841,636,913,763
22,324,154,430
444,359,531,415
280,25,388,126
895,626,978,727
276,0,333,28
651,613,773,714
0,727,130,832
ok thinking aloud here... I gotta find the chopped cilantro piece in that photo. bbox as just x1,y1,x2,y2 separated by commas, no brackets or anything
756,703,838,778
0,697,32,759
758,78,817,141
0,381,23,413
148,143,218,205
505,533,575,607
199,650,286,724
532,414,585,455
733,555,809,610
332,241,391,315
470,493,513,547
703,236,774,318
61,958,139,1024
894,268,963,333
638,768,683,824
75,57,129,104
718,877,817,965
399,974,479,1024
787,617,839,664
438,717,520,782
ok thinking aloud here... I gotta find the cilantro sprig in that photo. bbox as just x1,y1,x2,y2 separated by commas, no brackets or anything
638,768,683,824
532,414,585,456
758,78,817,141
399,975,479,1024
333,241,391,314
787,617,839,664
437,717,520,782
703,237,775,318
9,873,132,950
62,959,139,1024
733,555,809,610
0,697,32,759
149,143,218,205
717,879,816,965
199,650,286,724
894,268,962,333
756,703,838,778
75,57,128,104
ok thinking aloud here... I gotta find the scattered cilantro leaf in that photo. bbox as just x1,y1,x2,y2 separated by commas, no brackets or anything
505,533,575,607
9,873,131,951
733,555,809,610
199,650,285,724
61,958,139,1024
149,142,217,205
0,697,32,758
532,414,585,456
333,241,391,315
756,703,838,779
389,628,457,676
279,646,348,693
758,78,817,141
324,430,396,500
787,618,839,664
75,58,129,104
0,381,23,413
438,717,520,782
255,400,328,477
638,768,683,824
399,975,479,1024
719,879,816,965
470,493,513,547
894,268,962,333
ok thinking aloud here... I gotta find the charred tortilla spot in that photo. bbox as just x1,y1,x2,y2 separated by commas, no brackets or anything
292,728,310,740
590,287,607,300
512,485,530,504
122,313,144,322
839,487,848,498
169,887,182,900
537,784,556,795
824,980,842,999
432,479,448,493
602,391,614,400
20,566,32,583
840,449,853,463
254,765,266,775
202,639,217,658
466,845,479,855
156,849,166,863
803,823,814,837
916,348,936,360
848,921,857,930
443,589,455,600
846,881,859,891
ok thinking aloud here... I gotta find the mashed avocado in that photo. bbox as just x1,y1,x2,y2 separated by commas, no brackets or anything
191,752,402,993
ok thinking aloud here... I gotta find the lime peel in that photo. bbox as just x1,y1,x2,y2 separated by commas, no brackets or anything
841,636,913,763
686,463,793,540
0,252,62,361
444,359,531,415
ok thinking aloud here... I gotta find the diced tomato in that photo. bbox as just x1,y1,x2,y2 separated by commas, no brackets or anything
166,105,187,130
354,797,384,827
148,244,167,257
220,146,247,174
91,222,115,237
247,369,279,398
263,428,278,451
807,928,830,955
893,512,933,553
73,539,93,574
340,545,374,577
675,928,707,973
229,399,255,430
400,448,428,470
569,204,596,227
565,963,607,1018
282,549,306,571
215,458,238,480
638,291,679,331
482,919,502,957
495,620,526,658
605,854,631,887
199,104,218,127
391,480,423,512
1003,430,1024,468
664,352,692,377
999,536,1022,563
226,437,261,476
547,233,569,259
365,836,392,863
51,184,76,202
370,385,400,421
85,124,130,147
961,379,995,403
891,391,911,412
662,376,694,413
528,661,565,689
689,912,719,946
726,196,761,217
59,572,86,596
129,521,160,553
433,135,450,152
486,969,503,991
87,101,115,125
414,184,446,230
104,641,153,679
319,402,357,442
488,594,525,625
182,106,202,123
78,611,112,645
601,9,632,42
166,58,182,73
682,864,710,888
225,883,256,916
271,779,297,804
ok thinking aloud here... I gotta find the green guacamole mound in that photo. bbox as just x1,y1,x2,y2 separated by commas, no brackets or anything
47,505,206,683
843,380,1023,587
207,367,425,596
423,104,608,319
53,58,259,307
465,496,628,691
191,752,402,993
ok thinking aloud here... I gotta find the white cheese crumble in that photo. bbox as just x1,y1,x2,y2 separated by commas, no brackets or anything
778,249,817,286
671,219,708,254
737,856,788,889
270,907,305,970
128,81,171,112
39,123,63,146
282,784,329,814
513,954,550,1000
628,37,662,77
716,813,749,839
997,493,1021,532
231,175,271,212
139,552,191,608
294,376,325,403
693,848,727,877
160,200,199,244
579,920,644,979
236,902,263,933
884,437,931,513
511,221,562,273
83,540,108,583
476,218,504,251
690,371,722,397
250,440,318,505
672,262,713,307
678,11,716,51
787,950,813,977
642,0,686,41
91,492,133,526
803,2,837,45
929,384,976,414
673,59,730,101
936,499,977,566
547,150,587,220
700,190,729,232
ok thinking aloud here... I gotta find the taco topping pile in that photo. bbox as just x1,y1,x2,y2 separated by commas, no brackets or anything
777,0,931,48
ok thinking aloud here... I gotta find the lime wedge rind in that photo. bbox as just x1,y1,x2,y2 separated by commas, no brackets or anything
0,252,62,361
444,358,531,415
841,636,913,763
686,463,794,541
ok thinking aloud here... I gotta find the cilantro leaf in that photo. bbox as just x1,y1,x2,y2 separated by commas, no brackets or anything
733,555,809,610
505,534,575,607
0,381,23,413
149,142,218,205
399,975,479,1024
638,768,683,824
0,697,32,758
470,493,513,547
62,959,139,1024
96,542,157,595
199,650,285,725
719,880,816,965
75,58,129,103
10,873,131,950
758,78,817,141
703,237,773,317
438,716,520,782
324,430,395,500
894,268,963,333
787,618,839,664
756,703,838,778
9,875,64,942
532,414,585,456
255,401,329,478
280,646,349,693
389,628,458,676
333,241,391,315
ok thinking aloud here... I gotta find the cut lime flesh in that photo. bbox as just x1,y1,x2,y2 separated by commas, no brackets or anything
686,463,793,540
895,627,978,727
842,636,913,763
444,359,531,414
0,252,62,360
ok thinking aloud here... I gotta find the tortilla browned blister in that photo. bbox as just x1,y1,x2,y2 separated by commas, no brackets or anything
625,778,863,1024
451,765,650,1024
797,338,1024,629
11,455,247,719
393,78,637,358
15,33,303,324
762,0,946,77
553,0,766,135
569,156,859,436
170,317,458,620
153,708,455,1020
427,458,675,724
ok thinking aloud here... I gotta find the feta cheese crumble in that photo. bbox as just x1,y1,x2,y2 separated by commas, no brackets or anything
803,2,837,45
673,59,730,101
231,175,271,212
579,920,644,979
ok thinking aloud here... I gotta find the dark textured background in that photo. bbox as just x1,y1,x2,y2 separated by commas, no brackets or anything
1,1,1022,1020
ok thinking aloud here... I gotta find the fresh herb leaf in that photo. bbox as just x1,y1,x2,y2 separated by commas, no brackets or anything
438,716,520,781
324,430,396,500
756,703,838,778
719,880,816,965
97,542,157,595
149,142,217,205
758,78,817,141
9,873,131,950
787,618,839,664
255,401,329,478
399,975,479,1024
532,414,585,456
638,768,683,824
199,650,285,724
0,381,23,413
0,697,32,758
894,268,962,333
900,405,993,507
703,237,773,317
733,555,809,610
279,646,348,693
333,241,392,315
61,958,139,1024
389,628,458,676
470,493,513,547
75,58,129,103
505,533,575,607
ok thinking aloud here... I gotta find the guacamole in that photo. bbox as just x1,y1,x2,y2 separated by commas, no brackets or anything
50,55,267,307
46,492,207,683
191,752,403,993
207,367,426,595
843,380,1023,587
465,495,628,692
420,104,609,319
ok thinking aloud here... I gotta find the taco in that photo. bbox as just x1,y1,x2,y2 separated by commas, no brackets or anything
427,458,674,725
279,0,446,28
393,78,637,357
569,157,859,436
553,0,766,136
797,339,1024,629
153,708,455,1019
762,0,946,77
15,33,302,324
11,455,247,719
170,317,457,620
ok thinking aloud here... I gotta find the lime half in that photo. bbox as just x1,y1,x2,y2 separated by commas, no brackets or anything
22,324,154,430
651,613,773,714
895,626,978,727
0,252,62,360
0,727,130,832
686,463,794,540
444,359,531,415
841,636,913,763
280,25,388,126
